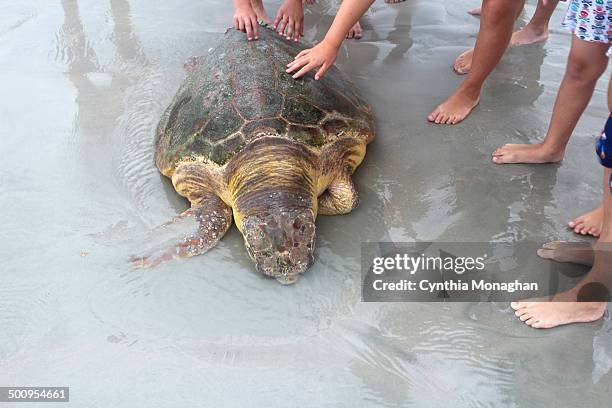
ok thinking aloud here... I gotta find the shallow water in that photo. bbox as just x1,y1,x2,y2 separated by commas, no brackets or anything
1,0,611,406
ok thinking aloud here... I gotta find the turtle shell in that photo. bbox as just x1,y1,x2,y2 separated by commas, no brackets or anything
155,25,373,173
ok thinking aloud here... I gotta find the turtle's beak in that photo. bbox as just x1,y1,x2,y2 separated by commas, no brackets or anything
275,271,299,285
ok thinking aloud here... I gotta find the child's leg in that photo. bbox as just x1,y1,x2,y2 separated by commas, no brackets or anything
512,165,610,329
492,36,609,164
511,85,612,329
510,0,559,46
251,0,272,24
567,77,612,237
428,0,525,125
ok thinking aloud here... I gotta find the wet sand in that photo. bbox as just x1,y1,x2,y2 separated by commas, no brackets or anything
1,0,611,406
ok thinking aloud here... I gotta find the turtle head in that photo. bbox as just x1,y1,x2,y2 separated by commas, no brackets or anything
242,206,316,284
227,137,319,284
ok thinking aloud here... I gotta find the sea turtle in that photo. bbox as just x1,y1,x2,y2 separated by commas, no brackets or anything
145,26,374,284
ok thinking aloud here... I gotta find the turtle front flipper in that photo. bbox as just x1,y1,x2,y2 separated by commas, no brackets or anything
130,194,232,268
318,166,359,216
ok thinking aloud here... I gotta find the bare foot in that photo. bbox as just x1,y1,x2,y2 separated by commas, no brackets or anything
511,300,606,329
453,26,548,76
491,143,564,164
510,25,549,47
252,2,272,25
468,6,481,16
537,241,594,267
347,21,363,39
453,49,473,75
427,86,480,125
568,205,604,237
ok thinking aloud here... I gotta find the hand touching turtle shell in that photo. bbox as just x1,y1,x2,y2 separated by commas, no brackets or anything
274,0,304,42
233,0,305,42
287,0,374,79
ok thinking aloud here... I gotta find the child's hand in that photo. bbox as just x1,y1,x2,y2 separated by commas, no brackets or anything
285,40,337,80
274,0,304,42
233,3,259,40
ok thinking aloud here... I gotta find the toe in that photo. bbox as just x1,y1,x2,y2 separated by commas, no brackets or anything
568,216,584,228
511,301,525,310
491,149,511,163
493,153,514,164
519,312,531,322
515,308,528,317
428,110,440,122
453,56,463,67
453,60,468,74
537,248,553,260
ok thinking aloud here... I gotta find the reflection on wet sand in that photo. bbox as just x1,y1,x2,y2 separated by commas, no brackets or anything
57,0,147,155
